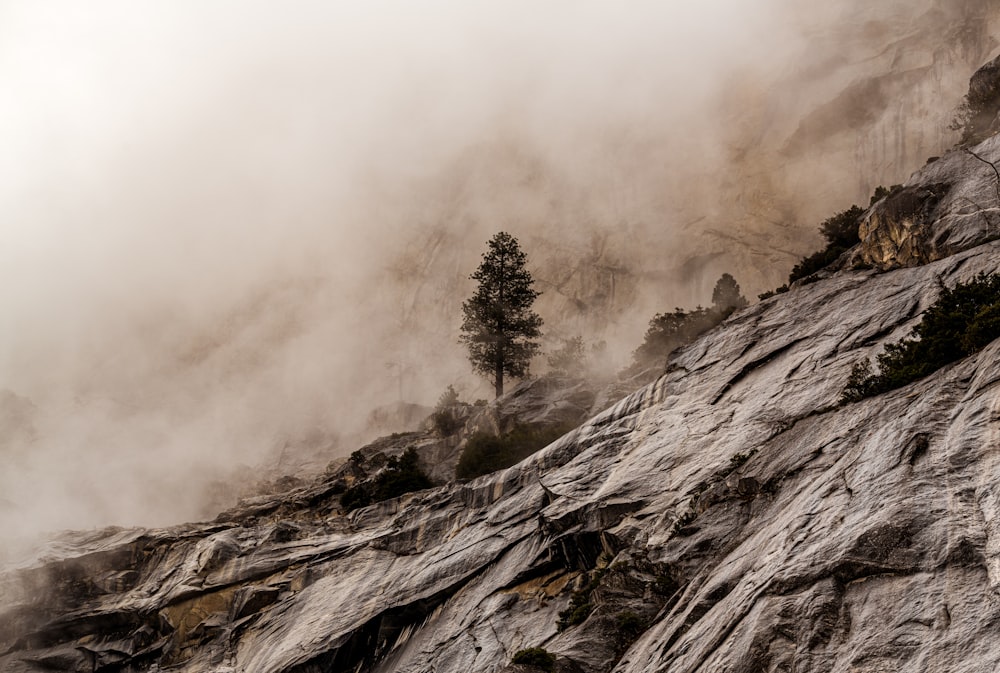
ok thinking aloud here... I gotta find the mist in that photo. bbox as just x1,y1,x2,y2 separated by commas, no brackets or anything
0,0,993,551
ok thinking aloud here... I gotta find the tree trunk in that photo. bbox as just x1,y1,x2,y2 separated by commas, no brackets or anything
495,360,504,398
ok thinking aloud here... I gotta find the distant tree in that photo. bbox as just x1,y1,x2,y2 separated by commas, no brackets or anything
711,273,748,314
460,232,543,397
547,336,586,375
431,385,463,436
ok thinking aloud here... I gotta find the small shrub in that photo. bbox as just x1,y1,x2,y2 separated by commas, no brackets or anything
630,274,746,371
456,423,574,480
511,647,556,671
869,184,902,206
547,335,587,375
712,273,748,314
728,449,757,469
431,385,463,436
788,205,864,284
473,398,489,407
758,284,789,301
349,450,365,467
340,447,433,512
841,273,1000,402
557,567,608,630
671,510,697,535
614,610,647,641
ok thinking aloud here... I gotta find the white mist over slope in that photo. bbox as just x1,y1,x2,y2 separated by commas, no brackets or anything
0,1,993,543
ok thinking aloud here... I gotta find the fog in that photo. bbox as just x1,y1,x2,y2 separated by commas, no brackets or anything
0,0,993,549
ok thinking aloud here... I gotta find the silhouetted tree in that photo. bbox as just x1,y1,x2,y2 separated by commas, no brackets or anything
712,273,748,314
460,232,543,397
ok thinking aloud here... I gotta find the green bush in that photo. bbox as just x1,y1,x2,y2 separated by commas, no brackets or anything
455,423,573,480
557,567,608,630
631,306,721,370
340,447,433,512
511,647,556,671
614,610,647,641
431,385,463,436
671,510,697,535
842,273,1000,402
788,205,864,283
728,449,757,469
630,274,746,371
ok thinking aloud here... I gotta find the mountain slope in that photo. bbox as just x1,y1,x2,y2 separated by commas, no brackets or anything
4,199,1000,673
6,51,1000,673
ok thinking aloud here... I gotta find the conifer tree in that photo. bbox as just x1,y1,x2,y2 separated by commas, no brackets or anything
460,232,543,397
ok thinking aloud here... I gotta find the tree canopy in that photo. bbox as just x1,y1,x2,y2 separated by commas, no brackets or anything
460,232,543,397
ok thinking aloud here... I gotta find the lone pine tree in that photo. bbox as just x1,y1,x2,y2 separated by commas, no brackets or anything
460,232,543,397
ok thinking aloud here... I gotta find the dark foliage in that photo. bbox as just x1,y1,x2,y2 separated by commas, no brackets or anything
758,285,789,301
788,205,864,283
547,335,586,375
340,447,433,511
631,306,721,370
842,273,1000,402
614,611,647,642
712,273,748,314
460,232,543,397
431,385,463,436
557,567,608,630
869,184,903,206
511,647,556,671
455,423,573,480
631,274,746,370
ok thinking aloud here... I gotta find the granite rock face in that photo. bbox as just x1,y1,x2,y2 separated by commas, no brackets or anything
3,236,1000,671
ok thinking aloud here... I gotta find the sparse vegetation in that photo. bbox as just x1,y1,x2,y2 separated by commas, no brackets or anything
431,385,464,436
788,205,865,283
712,273,748,314
671,510,697,535
614,610,647,642
728,449,757,469
547,335,586,375
842,273,1000,402
455,422,574,480
758,285,789,301
340,447,433,512
869,184,903,206
511,647,556,671
630,274,747,371
557,567,607,630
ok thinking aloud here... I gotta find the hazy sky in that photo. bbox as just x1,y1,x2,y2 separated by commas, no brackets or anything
0,0,988,549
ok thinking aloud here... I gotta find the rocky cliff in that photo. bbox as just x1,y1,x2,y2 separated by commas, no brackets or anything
6,37,1000,673
5,102,1000,673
